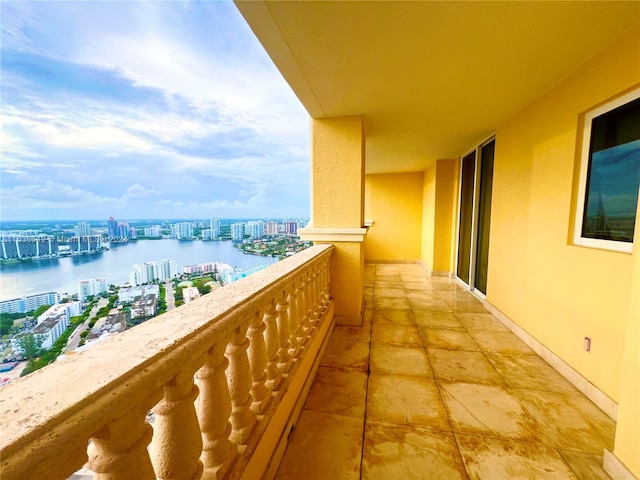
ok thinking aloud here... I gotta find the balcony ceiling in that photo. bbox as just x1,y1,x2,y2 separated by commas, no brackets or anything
235,1,639,174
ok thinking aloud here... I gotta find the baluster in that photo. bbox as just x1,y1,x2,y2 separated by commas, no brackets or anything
319,258,330,313
150,371,203,480
88,395,160,480
276,289,292,373
262,300,282,390
196,340,236,480
297,274,310,346
287,280,301,358
246,308,272,414
323,257,331,307
226,322,256,444
307,267,320,334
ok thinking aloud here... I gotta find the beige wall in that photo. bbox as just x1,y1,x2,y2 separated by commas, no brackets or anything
488,26,639,402
364,172,423,261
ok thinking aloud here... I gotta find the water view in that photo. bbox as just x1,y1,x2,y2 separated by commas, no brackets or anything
0,239,278,300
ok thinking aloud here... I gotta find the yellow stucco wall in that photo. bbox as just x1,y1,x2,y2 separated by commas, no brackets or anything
312,116,365,228
488,25,639,402
422,160,456,272
364,172,423,261
614,217,640,475
421,166,436,269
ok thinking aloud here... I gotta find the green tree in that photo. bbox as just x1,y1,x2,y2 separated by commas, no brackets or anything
16,333,44,359
0,318,14,336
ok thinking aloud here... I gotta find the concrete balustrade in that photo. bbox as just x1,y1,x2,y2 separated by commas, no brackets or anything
0,245,334,480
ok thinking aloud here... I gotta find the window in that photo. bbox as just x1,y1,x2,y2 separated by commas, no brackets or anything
574,88,640,253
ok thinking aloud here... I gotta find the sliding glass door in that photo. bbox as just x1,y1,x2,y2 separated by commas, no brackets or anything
456,138,495,295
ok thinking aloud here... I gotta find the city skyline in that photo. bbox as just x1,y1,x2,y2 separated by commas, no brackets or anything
1,1,311,221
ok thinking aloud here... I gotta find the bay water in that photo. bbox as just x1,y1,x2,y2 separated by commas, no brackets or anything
0,239,278,300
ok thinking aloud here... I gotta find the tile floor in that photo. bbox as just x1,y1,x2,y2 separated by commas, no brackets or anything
275,263,616,480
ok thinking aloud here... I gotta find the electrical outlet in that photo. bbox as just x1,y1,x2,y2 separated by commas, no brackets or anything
583,336,592,352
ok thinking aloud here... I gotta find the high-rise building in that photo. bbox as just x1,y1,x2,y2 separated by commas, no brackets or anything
210,218,220,239
284,221,298,234
107,217,118,238
129,260,178,286
144,225,161,237
0,292,61,314
231,223,245,241
78,279,108,301
247,221,265,239
74,222,92,237
170,222,194,239
265,221,280,236
117,222,130,239
129,227,138,240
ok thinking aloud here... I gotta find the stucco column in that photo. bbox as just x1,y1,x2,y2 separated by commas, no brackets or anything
605,213,640,479
300,115,367,326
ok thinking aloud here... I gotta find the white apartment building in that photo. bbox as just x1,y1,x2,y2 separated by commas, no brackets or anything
36,302,81,325
170,222,194,239
74,222,92,237
265,221,280,236
118,285,160,303
231,223,245,241
129,260,177,286
246,221,265,239
210,218,220,238
144,225,161,237
0,291,60,314
78,279,108,301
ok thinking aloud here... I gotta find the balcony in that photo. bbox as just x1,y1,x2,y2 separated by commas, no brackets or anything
0,247,617,479
275,262,617,479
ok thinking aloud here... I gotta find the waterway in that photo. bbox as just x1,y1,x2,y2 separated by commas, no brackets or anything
0,239,279,300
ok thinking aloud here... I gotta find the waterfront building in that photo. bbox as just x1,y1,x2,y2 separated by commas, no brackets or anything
170,222,194,239
129,228,138,240
182,261,228,275
70,235,102,253
265,221,279,236
1,234,59,260
118,285,160,303
210,218,220,238
0,292,61,314
117,222,130,239
129,260,177,286
143,225,161,237
78,279,108,301
182,287,200,304
231,223,245,241
201,229,213,240
74,222,92,237
247,221,265,239
107,217,118,238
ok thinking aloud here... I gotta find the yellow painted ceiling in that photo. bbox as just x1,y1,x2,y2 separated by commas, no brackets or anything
235,1,639,173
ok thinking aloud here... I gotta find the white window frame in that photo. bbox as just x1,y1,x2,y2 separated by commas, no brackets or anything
573,87,640,254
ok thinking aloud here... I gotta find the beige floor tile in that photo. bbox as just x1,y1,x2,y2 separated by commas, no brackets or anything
275,410,363,480
487,354,579,394
455,313,509,332
440,382,542,441
414,311,464,329
403,281,435,291
376,265,399,273
456,434,579,480
420,328,480,351
371,323,422,346
513,388,615,454
558,450,612,480
406,290,441,301
376,274,402,282
446,300,488,314
320,337,370,371
409,298,452,312
400,272,431,283
374,288,407,298
467,330,536,355
375,296,411,310
395,265,427,274
331,322,372,343
428,349,505,385
373,308,414,325
367,374,450,430
370,343,431,376
304,366,368,418
362,421,468,480
437,290,476,301
375,280,402,289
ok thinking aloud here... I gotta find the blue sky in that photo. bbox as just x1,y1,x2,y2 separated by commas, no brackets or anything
0,1,310,221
